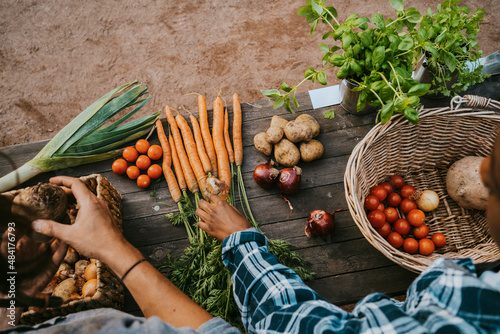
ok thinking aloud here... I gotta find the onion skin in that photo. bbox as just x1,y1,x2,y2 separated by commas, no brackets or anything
416,190,439,212
305,209,343,238
253,162,280,189
278,166,302,194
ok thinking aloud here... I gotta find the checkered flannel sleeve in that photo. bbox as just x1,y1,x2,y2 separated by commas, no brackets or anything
222,228,500,334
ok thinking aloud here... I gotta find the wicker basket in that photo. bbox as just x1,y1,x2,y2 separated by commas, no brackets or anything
345,95,500,273
11,174,125,325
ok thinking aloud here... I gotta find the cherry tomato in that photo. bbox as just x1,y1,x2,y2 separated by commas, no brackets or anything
122,146,139,162
413,224,429,239
400,198,417,214
136,155,152,170
387,232,404,249
147,144,163,160
400,184,416,198
403,237,419,254
431,232,447,247
376,222,391,238
147,164,163,179
389,174,405,189
387,192,402,207
407,209,426,227
126,165,141,180
419,238,435,256
393,218,410,235
137,174,151,189
135,139,150,154
112,159,128,175
379,182,393,194
383,207,399,223
364,195,380,211
368,210,386,228
370,185,388,202
376,203,385,211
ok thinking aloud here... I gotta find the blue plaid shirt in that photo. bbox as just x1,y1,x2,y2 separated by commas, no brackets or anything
222,228,500,334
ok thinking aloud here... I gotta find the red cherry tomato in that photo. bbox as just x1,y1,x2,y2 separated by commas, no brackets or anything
393,218,411,235
126,165,141,180
419,238,435,256
379,182,393,194
400,198,417,214
376,203,385,211
431,232,447,248
400,184,416,198
403,238,419,254
387,232,404,248
407,209,426,227
413,224,429,239
112,159,128,175
122,146,139,163
389,175,405,189
364,195,380,211
376,222,391,237
137,174,151,189
383,207,399,223
370,185,388,202
387,192,402,207
367,210,386,228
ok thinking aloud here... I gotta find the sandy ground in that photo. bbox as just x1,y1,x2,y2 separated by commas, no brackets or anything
1,0,498,148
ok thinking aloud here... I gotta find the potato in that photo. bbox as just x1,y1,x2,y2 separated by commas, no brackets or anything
446,156,488,210
53,278,78,302
296,114,320,138
274,138,300,167
254,132,273,156
57,263,73,281
284,120,313,143
299,140,324,162
64,247,79,265
266,115,288,144
74,259,90,277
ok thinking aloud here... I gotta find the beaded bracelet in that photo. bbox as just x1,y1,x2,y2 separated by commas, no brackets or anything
121,258,147,281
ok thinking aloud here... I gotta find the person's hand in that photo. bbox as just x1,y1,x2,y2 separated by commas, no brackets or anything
31,176,128,264
196,194,252,241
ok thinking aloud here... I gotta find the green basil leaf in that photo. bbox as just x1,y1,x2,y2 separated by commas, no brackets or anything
329,53,345,66
293,93,299,108
403,106,419,125
398,36,414,51
311,1,323,16
441,51,457,73
357,90,368,112
273,96,285,109
297,5,313,17
390,0,404,12
261,89,282,98
354,17,370,30
372,46,386,69
310,20,318,37
317,71,327,85
380,101,394,123
405,7,422,23
370,80,385,91
319,43,330,53
280,82,292,93
408,83,431,97
372,13,385,28
324,110,335,119
336,62,350,79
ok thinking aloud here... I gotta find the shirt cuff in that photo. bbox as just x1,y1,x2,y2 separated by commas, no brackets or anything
222,228,265,252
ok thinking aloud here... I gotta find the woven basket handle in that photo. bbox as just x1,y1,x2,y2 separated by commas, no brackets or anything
451,95,500,111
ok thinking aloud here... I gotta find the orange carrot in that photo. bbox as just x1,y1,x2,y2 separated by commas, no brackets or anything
189,114,212,175
169,133,187,192
224,108,234,164
213,96,231,188
165,106,199,194
175,113,207,194
155,118,171,168
198,95,218,178
232,93,243,167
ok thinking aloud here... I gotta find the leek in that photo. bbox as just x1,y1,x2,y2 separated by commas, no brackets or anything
0,80,159,192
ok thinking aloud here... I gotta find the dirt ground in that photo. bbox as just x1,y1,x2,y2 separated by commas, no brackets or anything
1,0,498,148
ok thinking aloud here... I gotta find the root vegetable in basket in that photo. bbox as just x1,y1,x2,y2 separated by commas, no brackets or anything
446,156,488,210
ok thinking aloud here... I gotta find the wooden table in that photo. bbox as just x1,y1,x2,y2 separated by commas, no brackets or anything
1,75,499,317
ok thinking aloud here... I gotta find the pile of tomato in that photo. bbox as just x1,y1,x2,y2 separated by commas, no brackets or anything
111,139,163,189
364,174,446,256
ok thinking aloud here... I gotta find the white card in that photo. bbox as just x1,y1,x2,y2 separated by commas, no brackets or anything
308,85,341,109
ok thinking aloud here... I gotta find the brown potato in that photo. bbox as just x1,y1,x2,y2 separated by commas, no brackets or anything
53,278,78,302
296,114,320,138
266,115,288,144
274,138,300,167
64,247,79,265
284,120,313,143
254,132,273,156
446,156,488,210
299,140,324,162
74,259,90,277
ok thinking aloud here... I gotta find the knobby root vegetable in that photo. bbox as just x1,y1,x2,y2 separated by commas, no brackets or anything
446,156,488,210
254,132,273,156
299,139,324,162
64,247,80,265
266,115,289,144
53,278,78,302
284,119,313,143
274,138,300,167
74,260,90,277
295,114,320,138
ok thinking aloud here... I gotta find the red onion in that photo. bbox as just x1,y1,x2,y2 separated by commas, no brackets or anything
305,209,343,238
253,161,280,189
278,166,302,194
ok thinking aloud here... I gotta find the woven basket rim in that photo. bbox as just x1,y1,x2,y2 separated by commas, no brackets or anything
344,101,500,273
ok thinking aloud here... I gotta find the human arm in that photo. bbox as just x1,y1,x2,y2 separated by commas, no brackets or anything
33,176,213,329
